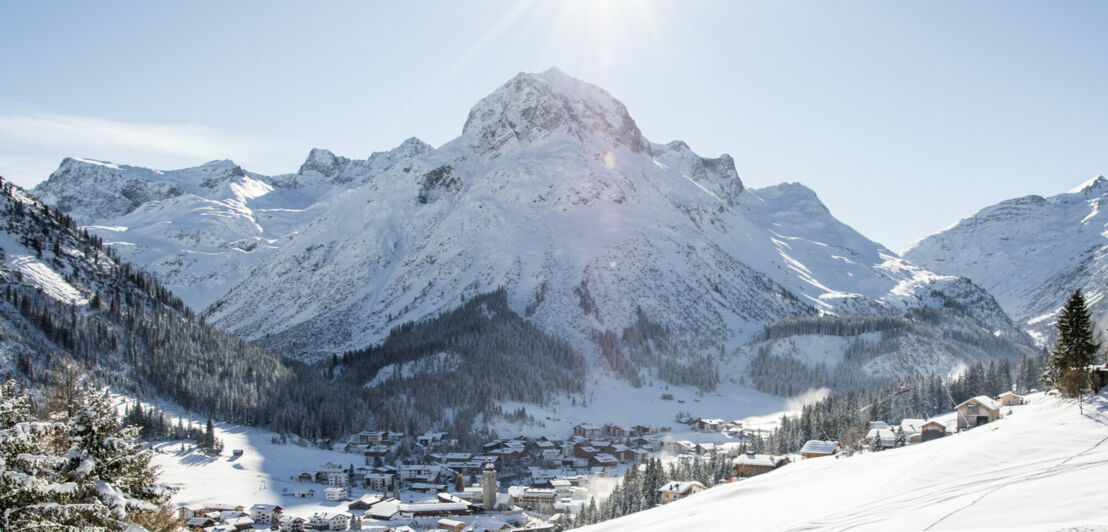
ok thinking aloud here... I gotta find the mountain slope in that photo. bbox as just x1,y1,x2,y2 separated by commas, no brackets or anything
904,176,1108,343
31,69,1033,402
205,69,1028,378
584,392,1108,531
31,139,431,309
0,175,368,439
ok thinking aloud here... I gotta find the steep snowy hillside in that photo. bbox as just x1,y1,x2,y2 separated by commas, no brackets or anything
0,175,369,439
585,392,1108,531
32,139,432,308
204,69,1029,380
904,176,1108,343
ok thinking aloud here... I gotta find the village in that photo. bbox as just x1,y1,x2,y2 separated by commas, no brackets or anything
172,390,1026,532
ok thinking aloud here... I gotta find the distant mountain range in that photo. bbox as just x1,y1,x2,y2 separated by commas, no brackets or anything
905,176,1108,344
27,68,1041,408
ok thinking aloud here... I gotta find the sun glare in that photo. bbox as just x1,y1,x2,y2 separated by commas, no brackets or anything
545,0,665,70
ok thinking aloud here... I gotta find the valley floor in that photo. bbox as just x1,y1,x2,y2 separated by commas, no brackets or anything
584,391,1108,531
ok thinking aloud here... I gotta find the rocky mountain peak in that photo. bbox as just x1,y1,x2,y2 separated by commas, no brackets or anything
462,68,649,158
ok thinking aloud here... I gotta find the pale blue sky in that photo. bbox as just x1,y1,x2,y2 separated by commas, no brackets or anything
1,1,1105,251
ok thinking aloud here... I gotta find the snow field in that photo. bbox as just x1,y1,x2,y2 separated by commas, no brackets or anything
583,392,1108,531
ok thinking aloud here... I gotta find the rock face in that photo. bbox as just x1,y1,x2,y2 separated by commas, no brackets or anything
904,176,1108,344
35,68,1032,390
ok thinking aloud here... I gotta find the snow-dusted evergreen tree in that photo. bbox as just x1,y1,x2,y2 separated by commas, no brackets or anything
55,385,168,529
0,378,70,530
0,379,167,530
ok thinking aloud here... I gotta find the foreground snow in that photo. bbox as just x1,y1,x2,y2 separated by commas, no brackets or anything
584,392,1108,531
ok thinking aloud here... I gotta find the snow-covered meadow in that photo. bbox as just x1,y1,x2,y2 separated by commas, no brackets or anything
584,391,1108,531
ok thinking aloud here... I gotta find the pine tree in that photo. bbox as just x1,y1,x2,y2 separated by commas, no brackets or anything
57,386,168,528
1046,290,1101,396
0,380,168,530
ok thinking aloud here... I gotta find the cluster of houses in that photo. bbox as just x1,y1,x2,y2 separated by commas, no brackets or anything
180,503,358,532
180,392,1030,530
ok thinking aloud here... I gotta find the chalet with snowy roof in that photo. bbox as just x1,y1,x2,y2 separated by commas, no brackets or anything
439,518,467,532
956,395,1001,429
662,440,695,453
590,453,619,468
185,517,216,529
920,420,948,442
297,472,313,482
573,443,599,458
277,515,305,532
658,481,707,504
604,423,630,437
368,498,401,520
290,488,315,498
226,515,255,530
732,454,789,477
249,504,283,524
309,512,350,530
443,452,474,463
694,418,724,432
865,428,897,449
898,419,926,444
199,503,245,514
490,445,525,460
573,423,602,438
398,501,471,518
324,486,348,501
631,424,655,436
695,442,716,455
409,481,448,493
418,431,447,446
999,391,1023,406
799,440,840,458
347,494,383,511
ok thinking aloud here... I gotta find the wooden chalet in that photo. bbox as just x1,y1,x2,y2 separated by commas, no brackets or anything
732,454,788,477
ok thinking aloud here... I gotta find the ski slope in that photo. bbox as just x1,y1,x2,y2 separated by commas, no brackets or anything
584,392,1108,531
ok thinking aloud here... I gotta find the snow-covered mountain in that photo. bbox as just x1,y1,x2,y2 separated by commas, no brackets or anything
904,176,1108,344
31,139,432,308
198,68,1030,378
33,68,1033,392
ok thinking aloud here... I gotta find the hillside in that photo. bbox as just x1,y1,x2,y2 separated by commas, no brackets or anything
904,176,1108,343
585,391,1108,531
0,175,366,439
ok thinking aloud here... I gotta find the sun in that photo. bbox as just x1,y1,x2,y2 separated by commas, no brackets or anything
544,0,666,70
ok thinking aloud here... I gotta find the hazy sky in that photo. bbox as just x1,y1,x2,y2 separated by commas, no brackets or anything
2,1,1106,251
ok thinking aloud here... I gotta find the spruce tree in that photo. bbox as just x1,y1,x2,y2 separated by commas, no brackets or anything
1046,290,1101,395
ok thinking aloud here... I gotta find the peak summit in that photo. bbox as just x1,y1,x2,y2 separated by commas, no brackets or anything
1070,175,1108,195
462,68,649,158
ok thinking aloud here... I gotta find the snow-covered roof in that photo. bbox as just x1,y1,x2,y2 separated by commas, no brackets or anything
799,440,840,455
899,418,926,433
733,454,788,467
957,395,1000,411
398,502,469,513
659,481,706,494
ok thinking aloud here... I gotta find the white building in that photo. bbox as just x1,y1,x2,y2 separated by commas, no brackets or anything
327,470,350,487
325,486,348,501
310,512,350,530
249,504,283,524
